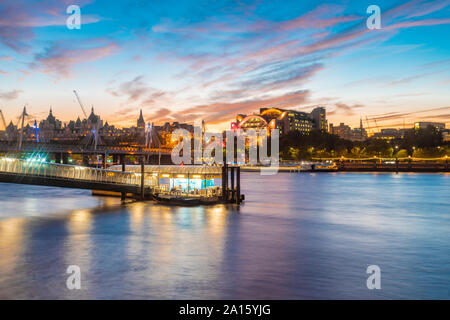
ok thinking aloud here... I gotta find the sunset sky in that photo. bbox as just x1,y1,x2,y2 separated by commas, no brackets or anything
0,0,449,132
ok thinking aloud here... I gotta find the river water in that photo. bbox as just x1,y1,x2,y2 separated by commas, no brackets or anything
0,172,448,299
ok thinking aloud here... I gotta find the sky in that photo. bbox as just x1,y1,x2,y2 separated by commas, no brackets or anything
0,0,449,133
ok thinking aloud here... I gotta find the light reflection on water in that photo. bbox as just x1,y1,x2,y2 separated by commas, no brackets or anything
0,173,448,299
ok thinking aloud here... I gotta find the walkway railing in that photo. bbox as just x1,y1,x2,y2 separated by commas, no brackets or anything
0,157,156,187
0,142,172,154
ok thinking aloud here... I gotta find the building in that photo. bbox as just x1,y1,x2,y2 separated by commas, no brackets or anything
329,123,353,140
310,107,327,131
442,129,450,142
414,122,445,130
39,108,62,141
137,109,145,129
371,128,402,140
329,119,368,141
351,119,368,141
235,107,315,135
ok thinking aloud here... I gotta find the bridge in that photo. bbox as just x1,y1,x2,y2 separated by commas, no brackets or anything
0,141,173,166
0,141,172,155
0,157,156,198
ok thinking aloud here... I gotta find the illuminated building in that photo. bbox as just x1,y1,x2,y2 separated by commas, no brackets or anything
414,122,445,130
310,107,328,131
235,107,315,135
109,165,221,195
443,131,450,142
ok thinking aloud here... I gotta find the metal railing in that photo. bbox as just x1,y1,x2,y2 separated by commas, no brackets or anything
0,157,157,187
0,142,172,154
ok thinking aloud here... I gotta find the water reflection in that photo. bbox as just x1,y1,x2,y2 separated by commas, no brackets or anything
0,173,448,299
0,218,27,277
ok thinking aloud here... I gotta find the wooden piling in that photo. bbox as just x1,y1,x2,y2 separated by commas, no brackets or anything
230,166,235,202
236,166,241,204
121,155,126,200
222,163,228,201
140,158,145,200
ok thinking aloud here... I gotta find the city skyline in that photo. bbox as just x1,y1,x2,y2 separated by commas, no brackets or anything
1,0,450,132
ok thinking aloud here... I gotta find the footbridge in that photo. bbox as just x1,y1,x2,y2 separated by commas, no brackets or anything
0,157,156,198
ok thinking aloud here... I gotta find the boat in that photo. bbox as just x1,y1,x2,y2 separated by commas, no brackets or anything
312,161,339,172
154,194,220,206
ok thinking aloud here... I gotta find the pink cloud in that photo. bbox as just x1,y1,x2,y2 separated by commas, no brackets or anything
0,0,98,52
180,90,311,124
0,89,22,100
277,4,361,31
32,43,119,78
385,18,450,30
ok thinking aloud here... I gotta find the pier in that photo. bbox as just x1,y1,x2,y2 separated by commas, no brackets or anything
0,157,244,204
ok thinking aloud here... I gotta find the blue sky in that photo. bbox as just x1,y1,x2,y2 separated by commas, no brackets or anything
0,0,449,131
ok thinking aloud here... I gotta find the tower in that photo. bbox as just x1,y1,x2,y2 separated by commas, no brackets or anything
137,109,145,129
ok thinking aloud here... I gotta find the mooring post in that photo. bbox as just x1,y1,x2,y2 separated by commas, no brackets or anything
62,153,69,164
120,155,126,171
121,154,126,200
222,163,228,201
236,166,241,204
230,166,235,202
140,157,145,200
221,165,226,201
102,152,107,169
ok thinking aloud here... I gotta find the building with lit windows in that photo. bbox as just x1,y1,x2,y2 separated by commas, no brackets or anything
234,107,318,135
414,122,445,130
310,107,327,131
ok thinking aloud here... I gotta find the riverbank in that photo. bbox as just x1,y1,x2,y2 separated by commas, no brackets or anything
242,161,450,173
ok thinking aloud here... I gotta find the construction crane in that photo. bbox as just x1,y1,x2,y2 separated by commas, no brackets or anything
373,118,380,133
0,110,7,131
365,116,372,136
73,90,88,118
73,90,101,152
0,109,9,141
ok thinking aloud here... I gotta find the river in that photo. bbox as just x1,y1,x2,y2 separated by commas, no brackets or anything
0,172,448,299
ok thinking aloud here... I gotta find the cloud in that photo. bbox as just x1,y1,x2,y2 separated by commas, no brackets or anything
0,0,99,53
276,4,362,31
0,89,22,100
239,63,324,92
179,90,311,124
107,75,168,105
328,103,364,116
31,42,119,78
385,18,450,30
385,70,446,86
